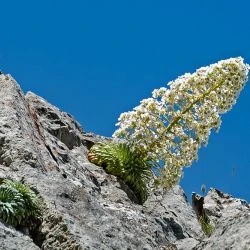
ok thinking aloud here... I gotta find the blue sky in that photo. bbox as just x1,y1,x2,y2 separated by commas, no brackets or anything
0,0,250,202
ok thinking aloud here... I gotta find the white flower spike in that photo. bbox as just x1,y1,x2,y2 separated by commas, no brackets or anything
113,57,249,189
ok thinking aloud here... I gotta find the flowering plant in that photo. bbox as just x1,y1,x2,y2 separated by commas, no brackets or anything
113,58,249,189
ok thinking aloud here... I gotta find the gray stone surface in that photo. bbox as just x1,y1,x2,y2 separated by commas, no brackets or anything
0,222,39,250
194,188,250,250
0,73,249,249
0,74,203,249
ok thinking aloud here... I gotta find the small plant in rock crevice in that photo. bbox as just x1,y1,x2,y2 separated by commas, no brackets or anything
199,213,214,236
0,184,23,225
0,179,41,227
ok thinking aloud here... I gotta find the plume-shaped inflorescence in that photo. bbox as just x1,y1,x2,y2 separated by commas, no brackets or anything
113,57,249,189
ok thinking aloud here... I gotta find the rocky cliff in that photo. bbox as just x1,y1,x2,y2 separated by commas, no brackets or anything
193,188,250,249
0,73,249,249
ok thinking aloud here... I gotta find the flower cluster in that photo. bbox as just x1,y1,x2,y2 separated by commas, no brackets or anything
113,57,249,189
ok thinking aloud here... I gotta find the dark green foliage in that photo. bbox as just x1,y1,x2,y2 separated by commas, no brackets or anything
0,184,24,225
89,141,153,204
0,180,41,226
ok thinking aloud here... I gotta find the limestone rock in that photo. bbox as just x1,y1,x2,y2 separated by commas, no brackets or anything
0,73,203,249
193,188,250,250
0,73,249,249
0,222,39,250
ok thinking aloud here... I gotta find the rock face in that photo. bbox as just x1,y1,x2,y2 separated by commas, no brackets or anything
0,222,39,250
193,188,250,250
0,73,249,249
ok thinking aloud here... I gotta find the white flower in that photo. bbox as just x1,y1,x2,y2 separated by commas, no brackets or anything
113,57,249,189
